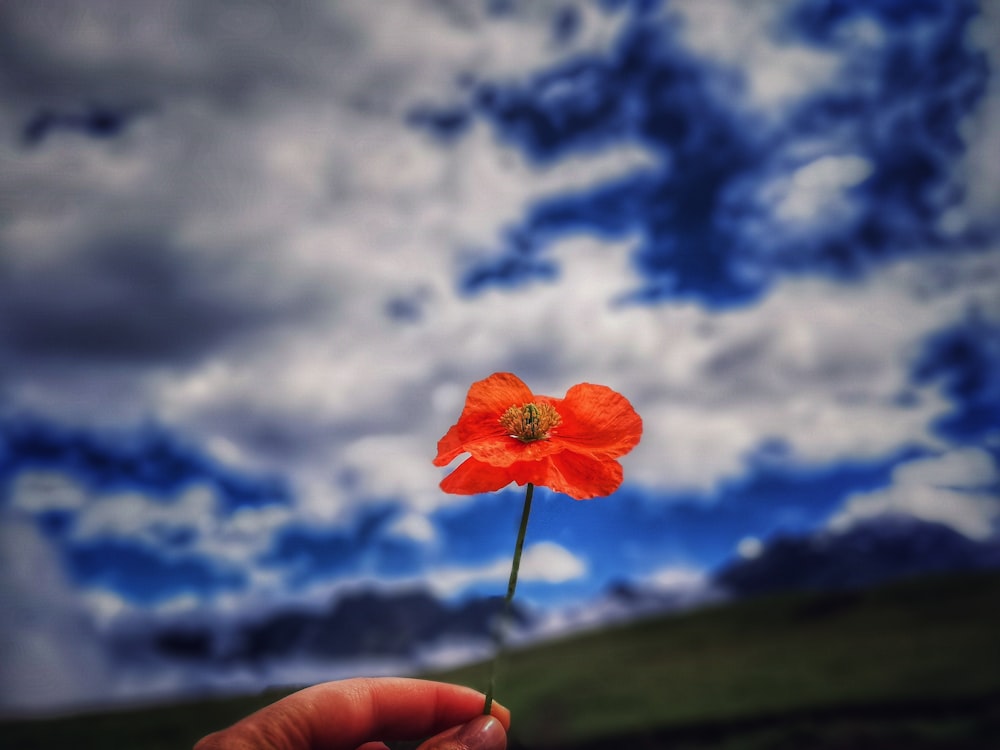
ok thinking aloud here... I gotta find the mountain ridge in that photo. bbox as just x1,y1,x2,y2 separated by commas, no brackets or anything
135,516,1000,668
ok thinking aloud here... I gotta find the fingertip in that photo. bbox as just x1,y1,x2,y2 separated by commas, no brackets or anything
457,715,507,750
486,701,511,731
417,714,507,750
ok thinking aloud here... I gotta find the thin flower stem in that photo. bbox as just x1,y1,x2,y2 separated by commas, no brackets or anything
483,482,534,715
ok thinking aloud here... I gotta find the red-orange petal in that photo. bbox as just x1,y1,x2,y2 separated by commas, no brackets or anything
498,452,623,499
439,457,516,494
545,451,625,499
553,383,642,460
434,373,534,466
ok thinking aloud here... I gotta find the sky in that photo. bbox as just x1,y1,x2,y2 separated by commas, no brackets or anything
1,0,999,716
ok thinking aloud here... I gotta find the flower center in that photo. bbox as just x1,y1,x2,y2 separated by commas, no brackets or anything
499,402,561,442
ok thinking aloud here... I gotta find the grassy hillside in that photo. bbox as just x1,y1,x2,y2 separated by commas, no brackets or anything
3,571,999,750
433,571,1000,748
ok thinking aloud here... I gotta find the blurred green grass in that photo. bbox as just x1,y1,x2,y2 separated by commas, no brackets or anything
435,571,1000,748
3,571,999,749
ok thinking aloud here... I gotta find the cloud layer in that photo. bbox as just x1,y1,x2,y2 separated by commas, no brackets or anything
1,0,998,715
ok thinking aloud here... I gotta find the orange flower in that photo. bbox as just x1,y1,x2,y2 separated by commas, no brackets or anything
434,372,642,499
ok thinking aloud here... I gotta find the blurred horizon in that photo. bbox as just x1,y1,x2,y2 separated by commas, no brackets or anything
1,0,998,718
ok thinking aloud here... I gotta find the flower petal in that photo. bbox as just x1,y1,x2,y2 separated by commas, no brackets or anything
554,383,642,460
439,457,516,494
433,373,534,466
503,453,624,499
465,408,566,467
434,374,641,499
546,452,625,499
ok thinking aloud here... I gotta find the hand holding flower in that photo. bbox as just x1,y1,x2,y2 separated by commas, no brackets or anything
434,372,642,714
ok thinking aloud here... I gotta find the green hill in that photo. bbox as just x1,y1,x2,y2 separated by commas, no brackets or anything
3,571,999,750
433,571,1000,748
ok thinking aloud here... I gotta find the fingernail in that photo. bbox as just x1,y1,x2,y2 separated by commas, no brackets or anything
454,714,506,750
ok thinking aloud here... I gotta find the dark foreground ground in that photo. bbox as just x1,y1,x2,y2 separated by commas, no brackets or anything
4,571,999,749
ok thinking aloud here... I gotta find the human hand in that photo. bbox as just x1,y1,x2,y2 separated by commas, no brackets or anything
194,677,510,750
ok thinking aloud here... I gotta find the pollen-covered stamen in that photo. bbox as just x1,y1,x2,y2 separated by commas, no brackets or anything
499,402,561,442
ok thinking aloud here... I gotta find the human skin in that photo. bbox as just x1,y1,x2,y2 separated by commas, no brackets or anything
193,677,510,750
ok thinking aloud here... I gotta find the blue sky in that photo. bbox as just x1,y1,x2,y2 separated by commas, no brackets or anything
1,0,998,715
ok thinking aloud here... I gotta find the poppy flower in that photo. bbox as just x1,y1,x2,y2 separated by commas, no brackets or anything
434,372,642,499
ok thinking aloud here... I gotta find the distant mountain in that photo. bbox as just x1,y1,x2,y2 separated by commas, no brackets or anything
714,516,1000,597
149,588,527,665
144,517,1000,671
531,577,726,639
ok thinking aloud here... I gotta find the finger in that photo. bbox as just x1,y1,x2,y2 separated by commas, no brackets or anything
415,714,506,750
195,677,510,750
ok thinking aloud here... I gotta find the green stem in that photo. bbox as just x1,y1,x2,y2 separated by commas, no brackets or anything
483,482,534,715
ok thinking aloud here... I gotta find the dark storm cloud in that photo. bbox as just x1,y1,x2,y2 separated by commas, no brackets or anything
0,232,324,365
21,103,152,147
413,0,992,306
0,0,360,111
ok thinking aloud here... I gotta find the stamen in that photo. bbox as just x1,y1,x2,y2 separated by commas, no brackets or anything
499,402,561,442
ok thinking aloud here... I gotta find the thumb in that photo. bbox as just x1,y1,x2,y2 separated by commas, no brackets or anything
415,714,507,750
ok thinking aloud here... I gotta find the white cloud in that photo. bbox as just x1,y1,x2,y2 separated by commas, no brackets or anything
72,483,217,544
670,0,841,109
7,470,295,587
519,541,588,583
773,155,873,223
423,559,508,598
0,518,113,716
613,253,995,490
736,537,764,559
81,588,136,627
828,448,1000,540
954,0,1000,233
425,541,587,597
892,448,999,488
9,471,87,513
3,0,995,516
387,512,437,544
645,565,707,590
